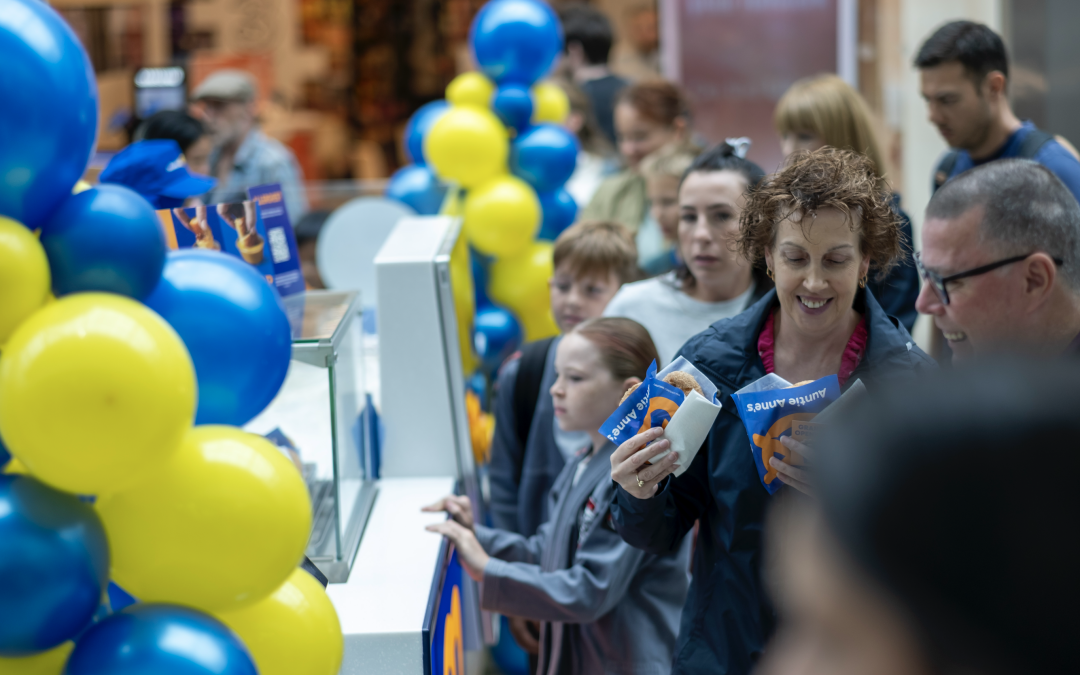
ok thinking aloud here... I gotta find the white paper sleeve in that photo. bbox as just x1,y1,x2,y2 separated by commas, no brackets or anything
651,390,721,477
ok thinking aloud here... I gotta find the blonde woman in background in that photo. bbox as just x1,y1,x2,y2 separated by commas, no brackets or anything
775,73,920,331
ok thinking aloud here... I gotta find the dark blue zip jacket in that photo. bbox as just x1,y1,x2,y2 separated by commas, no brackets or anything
611,288,935,675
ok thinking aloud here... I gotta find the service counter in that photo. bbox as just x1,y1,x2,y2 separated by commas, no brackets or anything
247,215,487,674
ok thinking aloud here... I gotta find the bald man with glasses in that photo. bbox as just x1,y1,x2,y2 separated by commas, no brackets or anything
916,159,1080,362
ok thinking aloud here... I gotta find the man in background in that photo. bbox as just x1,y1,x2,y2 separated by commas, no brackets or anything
915,21,1080,202
191,70,308,221
559,4,628,147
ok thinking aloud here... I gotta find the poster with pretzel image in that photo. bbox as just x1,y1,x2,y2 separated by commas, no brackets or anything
158,199,276,283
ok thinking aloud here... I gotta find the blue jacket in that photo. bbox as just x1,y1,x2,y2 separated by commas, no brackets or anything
939,121,1080,204
611,288,935,675
866,195,919,332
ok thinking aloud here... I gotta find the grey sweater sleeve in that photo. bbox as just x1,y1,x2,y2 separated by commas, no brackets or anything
474,523,546,565
479,521,648,624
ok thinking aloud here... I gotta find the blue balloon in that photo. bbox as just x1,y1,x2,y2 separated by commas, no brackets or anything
385,164,448,215
66,604,257,675
471,248,492,308
39,185,166,300
107,582,137,613
492,84,534,132
0,474,109,656
470,0,564,85
537,188,578,241
0,0,98,229
491,615,530,675
144,250,292,426
404,100,450,165
510,124,580,192
474,305,523,374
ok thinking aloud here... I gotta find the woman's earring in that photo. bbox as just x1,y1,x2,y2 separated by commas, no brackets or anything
859,274,867,288
766,267,775,281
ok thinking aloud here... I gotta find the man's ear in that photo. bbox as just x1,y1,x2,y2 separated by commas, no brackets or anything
621,376,642,394
1023,253,1057,307
984,70,1008,100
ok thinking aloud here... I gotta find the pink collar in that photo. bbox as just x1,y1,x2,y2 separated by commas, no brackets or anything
757,310,868,387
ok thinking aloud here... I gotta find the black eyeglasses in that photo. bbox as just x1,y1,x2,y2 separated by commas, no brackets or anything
914,251,1064,305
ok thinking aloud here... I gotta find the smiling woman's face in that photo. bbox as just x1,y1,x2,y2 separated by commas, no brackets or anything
678,169,751,289
765,206,870,340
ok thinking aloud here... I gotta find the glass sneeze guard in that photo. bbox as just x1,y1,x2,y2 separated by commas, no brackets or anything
246,290,377,583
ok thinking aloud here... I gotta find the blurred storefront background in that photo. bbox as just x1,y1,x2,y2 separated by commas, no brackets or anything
52,0,1076,225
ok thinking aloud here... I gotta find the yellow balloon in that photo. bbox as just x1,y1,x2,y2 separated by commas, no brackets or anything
446,72,495,109
0,216,51,346
488,241,557,341
425,106,508,188
532,81,570,124
440,186,465,217
3,458,28,475
463,176,540,258
97,426,312,611
0,293,196,495
450,228,477,374
0,642,73,674
215,568,343,675
520,306,560,342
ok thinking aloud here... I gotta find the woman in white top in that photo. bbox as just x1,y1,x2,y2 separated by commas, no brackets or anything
604,142,771,364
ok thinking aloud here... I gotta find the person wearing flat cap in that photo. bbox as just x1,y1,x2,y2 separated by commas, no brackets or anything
99,139,217,209
191,69,308,221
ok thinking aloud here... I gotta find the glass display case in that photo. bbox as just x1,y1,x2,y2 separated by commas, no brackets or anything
246,290,378,583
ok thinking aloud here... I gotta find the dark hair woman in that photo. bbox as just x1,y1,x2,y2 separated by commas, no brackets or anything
580,80,693,261
608,147,935,675
604,142,770,365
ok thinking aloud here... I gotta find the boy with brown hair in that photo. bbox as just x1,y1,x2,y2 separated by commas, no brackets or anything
489,219,637,657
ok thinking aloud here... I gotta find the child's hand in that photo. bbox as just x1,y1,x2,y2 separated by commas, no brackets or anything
422,495,475,530
610,426,680,499
426,520,489,582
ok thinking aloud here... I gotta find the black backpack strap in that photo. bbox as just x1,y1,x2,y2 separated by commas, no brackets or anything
933,150,960,192
512,336,556,450
1017,128,1055,159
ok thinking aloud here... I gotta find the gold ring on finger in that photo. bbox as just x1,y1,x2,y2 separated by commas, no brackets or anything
636,473,644,488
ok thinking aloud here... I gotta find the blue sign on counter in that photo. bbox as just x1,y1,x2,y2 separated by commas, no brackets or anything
427,547,465,675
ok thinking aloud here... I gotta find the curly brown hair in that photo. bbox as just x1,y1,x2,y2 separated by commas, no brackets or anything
737,147,905,280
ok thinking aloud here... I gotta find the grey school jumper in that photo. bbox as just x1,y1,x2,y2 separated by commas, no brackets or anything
476,441,691,675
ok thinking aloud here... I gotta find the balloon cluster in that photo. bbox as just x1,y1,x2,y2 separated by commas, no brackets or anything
386,0,579,376
0,1,341,673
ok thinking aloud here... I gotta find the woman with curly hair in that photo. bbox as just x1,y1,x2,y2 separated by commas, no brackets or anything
607,148,936,675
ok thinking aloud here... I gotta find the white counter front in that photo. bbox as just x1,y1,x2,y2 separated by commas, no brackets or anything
328,476,456,675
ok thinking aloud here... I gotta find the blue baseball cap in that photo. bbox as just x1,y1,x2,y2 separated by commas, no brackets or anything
99,139,216,209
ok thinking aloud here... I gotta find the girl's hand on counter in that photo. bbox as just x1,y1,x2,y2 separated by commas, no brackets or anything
610,427,680,499
426,520,489,582
422,494,475,530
